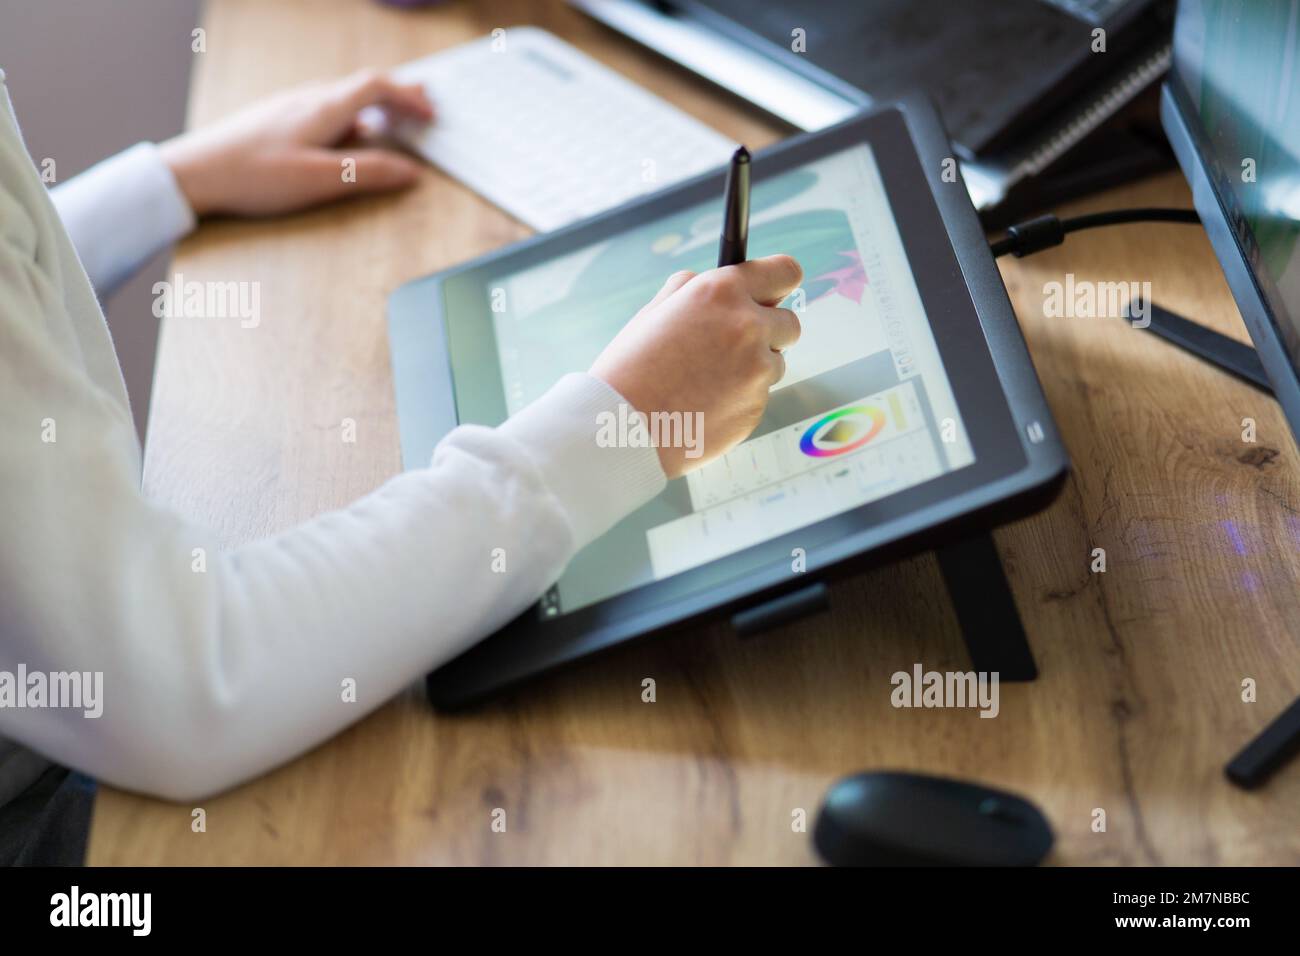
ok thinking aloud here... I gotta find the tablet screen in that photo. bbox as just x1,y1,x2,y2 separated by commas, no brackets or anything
458,143,976,616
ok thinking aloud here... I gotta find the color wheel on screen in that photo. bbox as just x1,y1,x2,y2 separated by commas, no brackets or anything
799,405,886,457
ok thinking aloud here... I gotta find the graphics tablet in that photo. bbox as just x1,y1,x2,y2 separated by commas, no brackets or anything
388,93,1068,708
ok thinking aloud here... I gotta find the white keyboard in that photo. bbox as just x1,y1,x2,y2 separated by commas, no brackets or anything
378,26,736,231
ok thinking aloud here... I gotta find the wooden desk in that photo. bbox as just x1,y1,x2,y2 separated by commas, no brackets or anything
88,0,1300,865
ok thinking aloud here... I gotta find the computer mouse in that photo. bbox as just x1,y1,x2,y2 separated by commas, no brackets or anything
813,771,1054,867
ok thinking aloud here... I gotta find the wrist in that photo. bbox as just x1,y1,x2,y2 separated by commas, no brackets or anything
589,370,688,479
499,374,667,547
159,135,216,218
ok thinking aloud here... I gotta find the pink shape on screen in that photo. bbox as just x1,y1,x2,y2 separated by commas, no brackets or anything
812,250,868,304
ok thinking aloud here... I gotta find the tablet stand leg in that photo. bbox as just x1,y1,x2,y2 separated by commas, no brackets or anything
1136,301,1272,394
935,532,1038,681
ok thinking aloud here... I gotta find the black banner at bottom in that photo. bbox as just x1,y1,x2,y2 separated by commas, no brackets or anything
0,865,1287,940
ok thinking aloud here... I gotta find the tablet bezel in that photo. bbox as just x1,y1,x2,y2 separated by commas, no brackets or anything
389,92,1068,707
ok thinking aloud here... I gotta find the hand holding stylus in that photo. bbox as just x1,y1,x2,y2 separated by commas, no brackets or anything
591,255,803,480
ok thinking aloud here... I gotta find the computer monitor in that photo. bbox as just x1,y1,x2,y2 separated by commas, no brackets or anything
1162,0,1300,441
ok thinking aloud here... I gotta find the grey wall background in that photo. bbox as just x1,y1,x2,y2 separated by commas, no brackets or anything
0,0,204,442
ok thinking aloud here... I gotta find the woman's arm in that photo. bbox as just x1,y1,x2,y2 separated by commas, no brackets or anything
50,143,196,297
2,183,666,797
1,69,801,802
50,70,433,297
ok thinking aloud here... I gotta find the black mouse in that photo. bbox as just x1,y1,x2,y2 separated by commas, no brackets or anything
813,771,1054,866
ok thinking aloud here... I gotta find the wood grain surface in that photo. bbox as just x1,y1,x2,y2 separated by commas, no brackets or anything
87,0,1300,865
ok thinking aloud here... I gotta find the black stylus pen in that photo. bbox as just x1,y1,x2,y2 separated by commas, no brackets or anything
717,146,751,267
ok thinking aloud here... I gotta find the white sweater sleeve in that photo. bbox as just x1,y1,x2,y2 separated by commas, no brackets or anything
1,298,664,800
0,108,666,802
50,142,197,297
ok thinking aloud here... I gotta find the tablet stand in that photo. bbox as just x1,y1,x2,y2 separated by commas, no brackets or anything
933,302,1274,679
935,532,1037,681
1136,302,1272,393
1133,305,1300,786
732,531,1038,681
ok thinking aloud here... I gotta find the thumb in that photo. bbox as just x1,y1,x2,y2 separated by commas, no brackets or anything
735,254,803,306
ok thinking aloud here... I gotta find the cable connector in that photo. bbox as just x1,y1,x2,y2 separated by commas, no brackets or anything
994,215,1066,258
989,207,1201,259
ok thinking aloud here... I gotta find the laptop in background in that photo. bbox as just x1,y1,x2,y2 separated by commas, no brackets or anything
574,0,1176,215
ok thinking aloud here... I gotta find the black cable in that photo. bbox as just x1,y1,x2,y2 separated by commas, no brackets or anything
989,207,1201,259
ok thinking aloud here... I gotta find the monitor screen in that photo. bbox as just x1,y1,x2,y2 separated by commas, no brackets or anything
1170,0,1300,361
456,143,977,616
